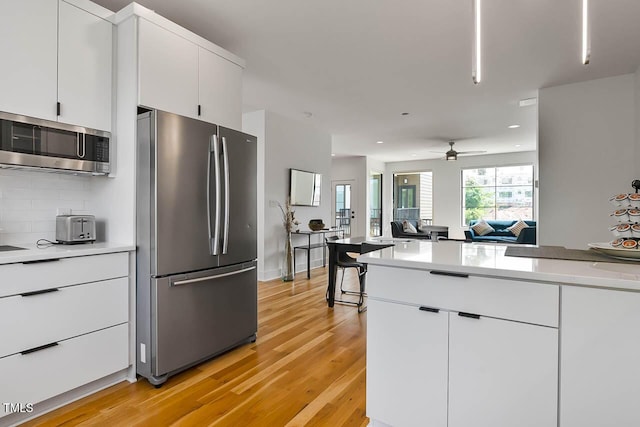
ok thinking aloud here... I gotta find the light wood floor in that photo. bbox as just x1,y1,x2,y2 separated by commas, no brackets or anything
25,268,368,427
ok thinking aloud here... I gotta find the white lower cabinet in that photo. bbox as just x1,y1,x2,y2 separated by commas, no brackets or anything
0,323,128,405
0,252,130,418
448,313,558,427
366,265,559,427
367,299,448,427
560,286,640,427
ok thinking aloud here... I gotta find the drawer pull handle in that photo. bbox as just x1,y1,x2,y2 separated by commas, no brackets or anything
20,288,60,297
458,312,481,319
430,270,469,278
22,258,61,265
419,306,440,313
20,342,59,355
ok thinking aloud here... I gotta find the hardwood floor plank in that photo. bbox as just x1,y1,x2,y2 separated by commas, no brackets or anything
24,266,369,426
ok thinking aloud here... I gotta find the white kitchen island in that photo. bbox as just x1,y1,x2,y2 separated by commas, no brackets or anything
359,240,640,427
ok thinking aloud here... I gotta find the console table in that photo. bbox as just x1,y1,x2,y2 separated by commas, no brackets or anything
293,229,344,279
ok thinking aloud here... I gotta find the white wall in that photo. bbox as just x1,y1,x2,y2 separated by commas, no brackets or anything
331,156,367,237
0,169,96,245
243,110,332,281
385,151,537,239
242,110,266,279
538,74,637,249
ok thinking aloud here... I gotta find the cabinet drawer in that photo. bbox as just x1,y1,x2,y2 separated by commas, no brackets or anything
0,323,128,406
0,278,128,358
0,252,128,298
367,265,559,327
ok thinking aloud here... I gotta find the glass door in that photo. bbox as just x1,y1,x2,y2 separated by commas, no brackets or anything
332,180,355,237
370,172,382,237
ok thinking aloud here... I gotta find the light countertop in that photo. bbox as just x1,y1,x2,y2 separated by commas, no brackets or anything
0,242,136,265
358,240,640,291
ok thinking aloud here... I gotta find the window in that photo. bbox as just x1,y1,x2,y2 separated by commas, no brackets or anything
393,172,433,221
369,172,382,237
462,165,534,225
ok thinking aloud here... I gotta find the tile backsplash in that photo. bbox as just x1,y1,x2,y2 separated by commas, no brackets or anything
0,168,94,245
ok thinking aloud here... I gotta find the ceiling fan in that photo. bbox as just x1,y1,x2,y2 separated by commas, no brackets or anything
432,141,486,161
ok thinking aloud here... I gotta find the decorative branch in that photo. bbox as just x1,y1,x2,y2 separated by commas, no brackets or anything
277,196,299,233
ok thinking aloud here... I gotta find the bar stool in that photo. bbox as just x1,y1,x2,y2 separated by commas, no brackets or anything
326,236,367,312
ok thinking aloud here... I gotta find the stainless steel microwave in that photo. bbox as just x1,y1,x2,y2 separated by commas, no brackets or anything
0,112,110,174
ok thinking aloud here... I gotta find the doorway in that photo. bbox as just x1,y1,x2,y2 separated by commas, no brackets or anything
332,180,356,237
369,172,382,237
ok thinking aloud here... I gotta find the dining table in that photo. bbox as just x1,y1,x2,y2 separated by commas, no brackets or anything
325,237,395,307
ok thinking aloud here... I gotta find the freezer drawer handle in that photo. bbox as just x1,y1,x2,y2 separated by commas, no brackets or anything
419,306,440,313
20,341,59,355
171,266,256,286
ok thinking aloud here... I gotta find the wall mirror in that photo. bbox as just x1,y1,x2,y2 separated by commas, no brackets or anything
290,168,321,206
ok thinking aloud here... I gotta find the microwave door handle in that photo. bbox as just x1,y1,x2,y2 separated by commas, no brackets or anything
210,135,221,255
222,136,229,254
76,133,86,159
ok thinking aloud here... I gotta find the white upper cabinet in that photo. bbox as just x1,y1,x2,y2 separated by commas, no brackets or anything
0,0,113,131
138,18,199,120
137,16,243,128
198,47,242,129
58,0,113,132
0,0,58,121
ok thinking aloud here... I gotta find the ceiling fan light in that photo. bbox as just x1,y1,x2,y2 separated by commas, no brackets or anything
446,150,458,161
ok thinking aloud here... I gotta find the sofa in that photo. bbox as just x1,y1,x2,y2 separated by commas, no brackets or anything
464,220,536,244
390,220,449,240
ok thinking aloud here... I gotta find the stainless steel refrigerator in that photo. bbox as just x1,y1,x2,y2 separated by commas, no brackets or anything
136,110,257,386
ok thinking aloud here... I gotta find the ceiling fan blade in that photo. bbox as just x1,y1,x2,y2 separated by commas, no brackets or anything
457,150,486,155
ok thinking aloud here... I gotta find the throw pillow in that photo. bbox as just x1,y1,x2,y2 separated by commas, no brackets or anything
471,220,494,236
402,220,418,233
507,219,529,237
417,219,431,231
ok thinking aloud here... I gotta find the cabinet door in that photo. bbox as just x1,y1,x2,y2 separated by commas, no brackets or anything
198,47,242,128
367,299,448,427
0,0,57,121
448,313,558,427
561,286,640,427
58,0,113,131
138,18,198,119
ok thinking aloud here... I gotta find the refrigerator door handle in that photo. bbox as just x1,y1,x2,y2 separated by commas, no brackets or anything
171,266,257,286
211,134,222,255
207,135,212,246
222,136,230,254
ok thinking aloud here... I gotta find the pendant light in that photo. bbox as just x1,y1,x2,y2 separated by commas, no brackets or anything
582,0,590,65
472,0,482,84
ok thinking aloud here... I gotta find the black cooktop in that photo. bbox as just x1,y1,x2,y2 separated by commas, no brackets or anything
0,245,27,252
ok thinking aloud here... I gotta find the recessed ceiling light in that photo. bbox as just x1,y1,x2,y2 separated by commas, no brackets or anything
331,153,336,157
515,144,521,147
508,124,520,129
411,153,417,157
377,141,384,144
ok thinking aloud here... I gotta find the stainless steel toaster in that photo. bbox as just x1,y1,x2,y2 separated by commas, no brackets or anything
56,215,96,244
